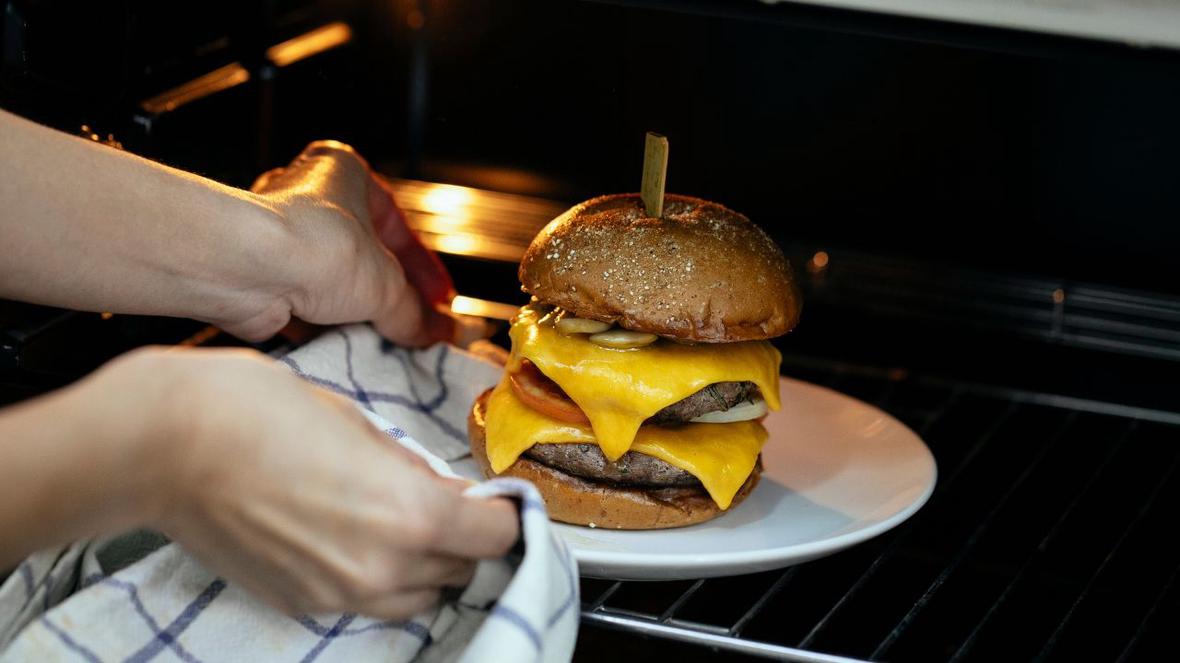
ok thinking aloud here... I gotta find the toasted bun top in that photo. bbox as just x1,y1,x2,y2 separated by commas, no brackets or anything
519,193,800,342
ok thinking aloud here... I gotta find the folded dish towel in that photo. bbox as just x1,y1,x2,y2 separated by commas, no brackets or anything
0,324,580,662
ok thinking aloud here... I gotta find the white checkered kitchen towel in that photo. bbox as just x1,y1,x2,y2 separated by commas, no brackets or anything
0,324,580,662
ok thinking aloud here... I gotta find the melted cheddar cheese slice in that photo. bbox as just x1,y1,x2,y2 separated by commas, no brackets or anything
485,381,768,509
507,305,782,461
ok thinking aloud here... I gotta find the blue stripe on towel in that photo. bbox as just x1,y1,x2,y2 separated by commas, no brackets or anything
387,344,450,412
424,345,451,411
282,356,427,414
344,619,431,641
340,332,372,409
39,615,103,663
124,579,224,663
547,534,579,629
282,345,466,444
281,356,362,398
295,614,431,642
491,604,542,652
80,572,104,590
86,576,204,663
298,613,356,663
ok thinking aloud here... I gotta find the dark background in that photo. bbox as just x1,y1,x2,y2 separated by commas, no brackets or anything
4,0,1179,294
416,1,1180,296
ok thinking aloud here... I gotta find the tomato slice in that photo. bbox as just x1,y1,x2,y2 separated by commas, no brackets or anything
509,359,590,425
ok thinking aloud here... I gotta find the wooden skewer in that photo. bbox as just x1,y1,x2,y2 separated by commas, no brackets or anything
641,132,669,217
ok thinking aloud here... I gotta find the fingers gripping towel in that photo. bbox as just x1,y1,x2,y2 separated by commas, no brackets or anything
0,325,580,662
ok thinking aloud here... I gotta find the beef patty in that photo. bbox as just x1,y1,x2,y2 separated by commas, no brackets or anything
648,381,760,424
524,443,700,487
524,380,761,486
517,362,762,486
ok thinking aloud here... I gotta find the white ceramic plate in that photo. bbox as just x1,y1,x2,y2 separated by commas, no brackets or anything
451,376,937,580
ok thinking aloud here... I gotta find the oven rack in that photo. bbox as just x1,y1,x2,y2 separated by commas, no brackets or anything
575,355,1180,662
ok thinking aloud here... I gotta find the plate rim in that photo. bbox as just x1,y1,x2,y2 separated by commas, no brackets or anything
557,376,938,575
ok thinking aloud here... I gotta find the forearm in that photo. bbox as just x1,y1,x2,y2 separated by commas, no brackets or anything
0,352,174,568
0,109,296,332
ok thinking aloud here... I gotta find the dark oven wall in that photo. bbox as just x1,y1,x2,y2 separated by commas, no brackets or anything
412,0,1180,296
7,0,1177,294
0,0,412,186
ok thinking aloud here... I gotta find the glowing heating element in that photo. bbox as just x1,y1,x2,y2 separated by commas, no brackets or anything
267,22,353,67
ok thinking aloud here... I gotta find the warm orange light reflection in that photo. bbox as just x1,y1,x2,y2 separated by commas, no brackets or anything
394,178,565,262
434,234,482,255
141,64,249,114
808,250,830,275
179,326,223,347
420,185,474,216
267,22,353,67
451,296,520,321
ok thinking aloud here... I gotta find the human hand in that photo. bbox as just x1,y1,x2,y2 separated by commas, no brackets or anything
237,141,458,346
0,114,475,346
122,348,518,618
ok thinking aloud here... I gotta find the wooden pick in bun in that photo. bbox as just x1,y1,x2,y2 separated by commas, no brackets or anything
468,193,799,529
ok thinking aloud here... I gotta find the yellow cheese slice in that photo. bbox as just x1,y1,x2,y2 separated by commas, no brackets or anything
509,305,781,461
485,381,768,509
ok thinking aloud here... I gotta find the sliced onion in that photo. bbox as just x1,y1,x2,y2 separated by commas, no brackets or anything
691,398,768,423
556,316,611,335
589,329,658,349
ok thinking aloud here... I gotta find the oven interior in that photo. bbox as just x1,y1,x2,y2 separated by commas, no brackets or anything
2,1,1179,661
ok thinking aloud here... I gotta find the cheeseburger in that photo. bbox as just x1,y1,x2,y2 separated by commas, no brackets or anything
468,193,801,529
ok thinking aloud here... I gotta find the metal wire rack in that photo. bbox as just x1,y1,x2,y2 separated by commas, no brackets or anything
577,356,1180,662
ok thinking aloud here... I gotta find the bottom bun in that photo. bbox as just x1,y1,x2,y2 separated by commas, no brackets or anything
468,389,761,530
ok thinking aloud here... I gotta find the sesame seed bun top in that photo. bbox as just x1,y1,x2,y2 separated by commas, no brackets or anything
519,193,801,342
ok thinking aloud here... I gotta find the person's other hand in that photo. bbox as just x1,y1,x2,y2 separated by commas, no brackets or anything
115,348,518,618
237,141,456,346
